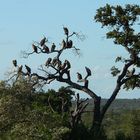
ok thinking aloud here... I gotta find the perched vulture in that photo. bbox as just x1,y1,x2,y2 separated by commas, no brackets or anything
52,58,58,66
67,40,73,48
32,44,38,53
60,62,67,70
77,72,82,80
18,65,23,73
85,67,92,76
43,45,49,53
25,65,31,74
126,68,135,77
62,40,66,49
12,60,17,67
57,60,62,69
65,60,71,69
45,58,52,66
63,27,69,36
40,37,46,46
51,43,56,52
131,68,135,75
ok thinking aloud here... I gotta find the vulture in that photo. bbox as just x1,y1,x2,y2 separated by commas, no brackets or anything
85,67,92,76
60,61,67,70
40,37,46,46
45,58,52,66
43,45,50,53
25,65,31,74
131,68,135,75
52,58,58,66
18,65,23,73
57,60,62,69
63,27,69,36
12,60,17,67
67,40,73,48
61,40,66,49
126,68,135,77
51,43,56,52
32,44,38,53
65,60,71,69
77,72,82,81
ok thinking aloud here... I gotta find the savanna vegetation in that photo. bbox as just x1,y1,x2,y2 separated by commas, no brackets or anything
0,3,140,140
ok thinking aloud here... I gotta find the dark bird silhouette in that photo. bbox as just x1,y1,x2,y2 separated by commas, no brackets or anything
18,65,23,73
65,60,71,69
77,72,82,81
45,58,52,66
67,40,73,48
63,27,69,35
40,37,46,46
57,60,62,69
43,45,49,53
62,40,66,49
85,67,92,77
25,65,31,75
12,60,17,67
60,61,67,70
32,44,38,53
52,58,58,66
51,43,56,52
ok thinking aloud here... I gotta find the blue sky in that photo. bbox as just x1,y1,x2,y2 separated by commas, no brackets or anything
0,0,140,98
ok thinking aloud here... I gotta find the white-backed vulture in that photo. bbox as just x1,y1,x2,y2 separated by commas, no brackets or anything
51,43,56,52
40,37,46,46
65,60,71,69
25,65,31,74
32,44,38,53
43,45,50,53
126,68,135,77
62,40,66,49
63,27,69,35
77,72,82,80
45,58,52,66
12,60,17,67
85,67,92,76
67,40,73,48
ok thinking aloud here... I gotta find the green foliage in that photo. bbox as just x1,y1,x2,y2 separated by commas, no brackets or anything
115,56,123,63
0,80,140,140
104,110,140,140
95,4,140,28
111,66,121,76
95,4,140,91
46,87,74,113
131,110,140,140
70,124,90,140
123,76,140,90
95,4,140,55
0,83,73,140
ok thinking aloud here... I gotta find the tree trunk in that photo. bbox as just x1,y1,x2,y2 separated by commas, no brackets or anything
90,96,102,139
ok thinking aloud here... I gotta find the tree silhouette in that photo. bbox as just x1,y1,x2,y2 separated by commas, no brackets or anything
10,4,140,137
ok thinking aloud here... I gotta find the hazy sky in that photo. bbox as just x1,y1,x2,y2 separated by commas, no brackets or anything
0,0,140,98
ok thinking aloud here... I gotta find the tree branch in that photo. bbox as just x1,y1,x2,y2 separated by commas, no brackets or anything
101,61,134,120
58,78,98,99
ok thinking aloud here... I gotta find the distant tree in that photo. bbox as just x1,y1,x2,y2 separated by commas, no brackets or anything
10,4,140,139
131,110,140,140
0,82,74,139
